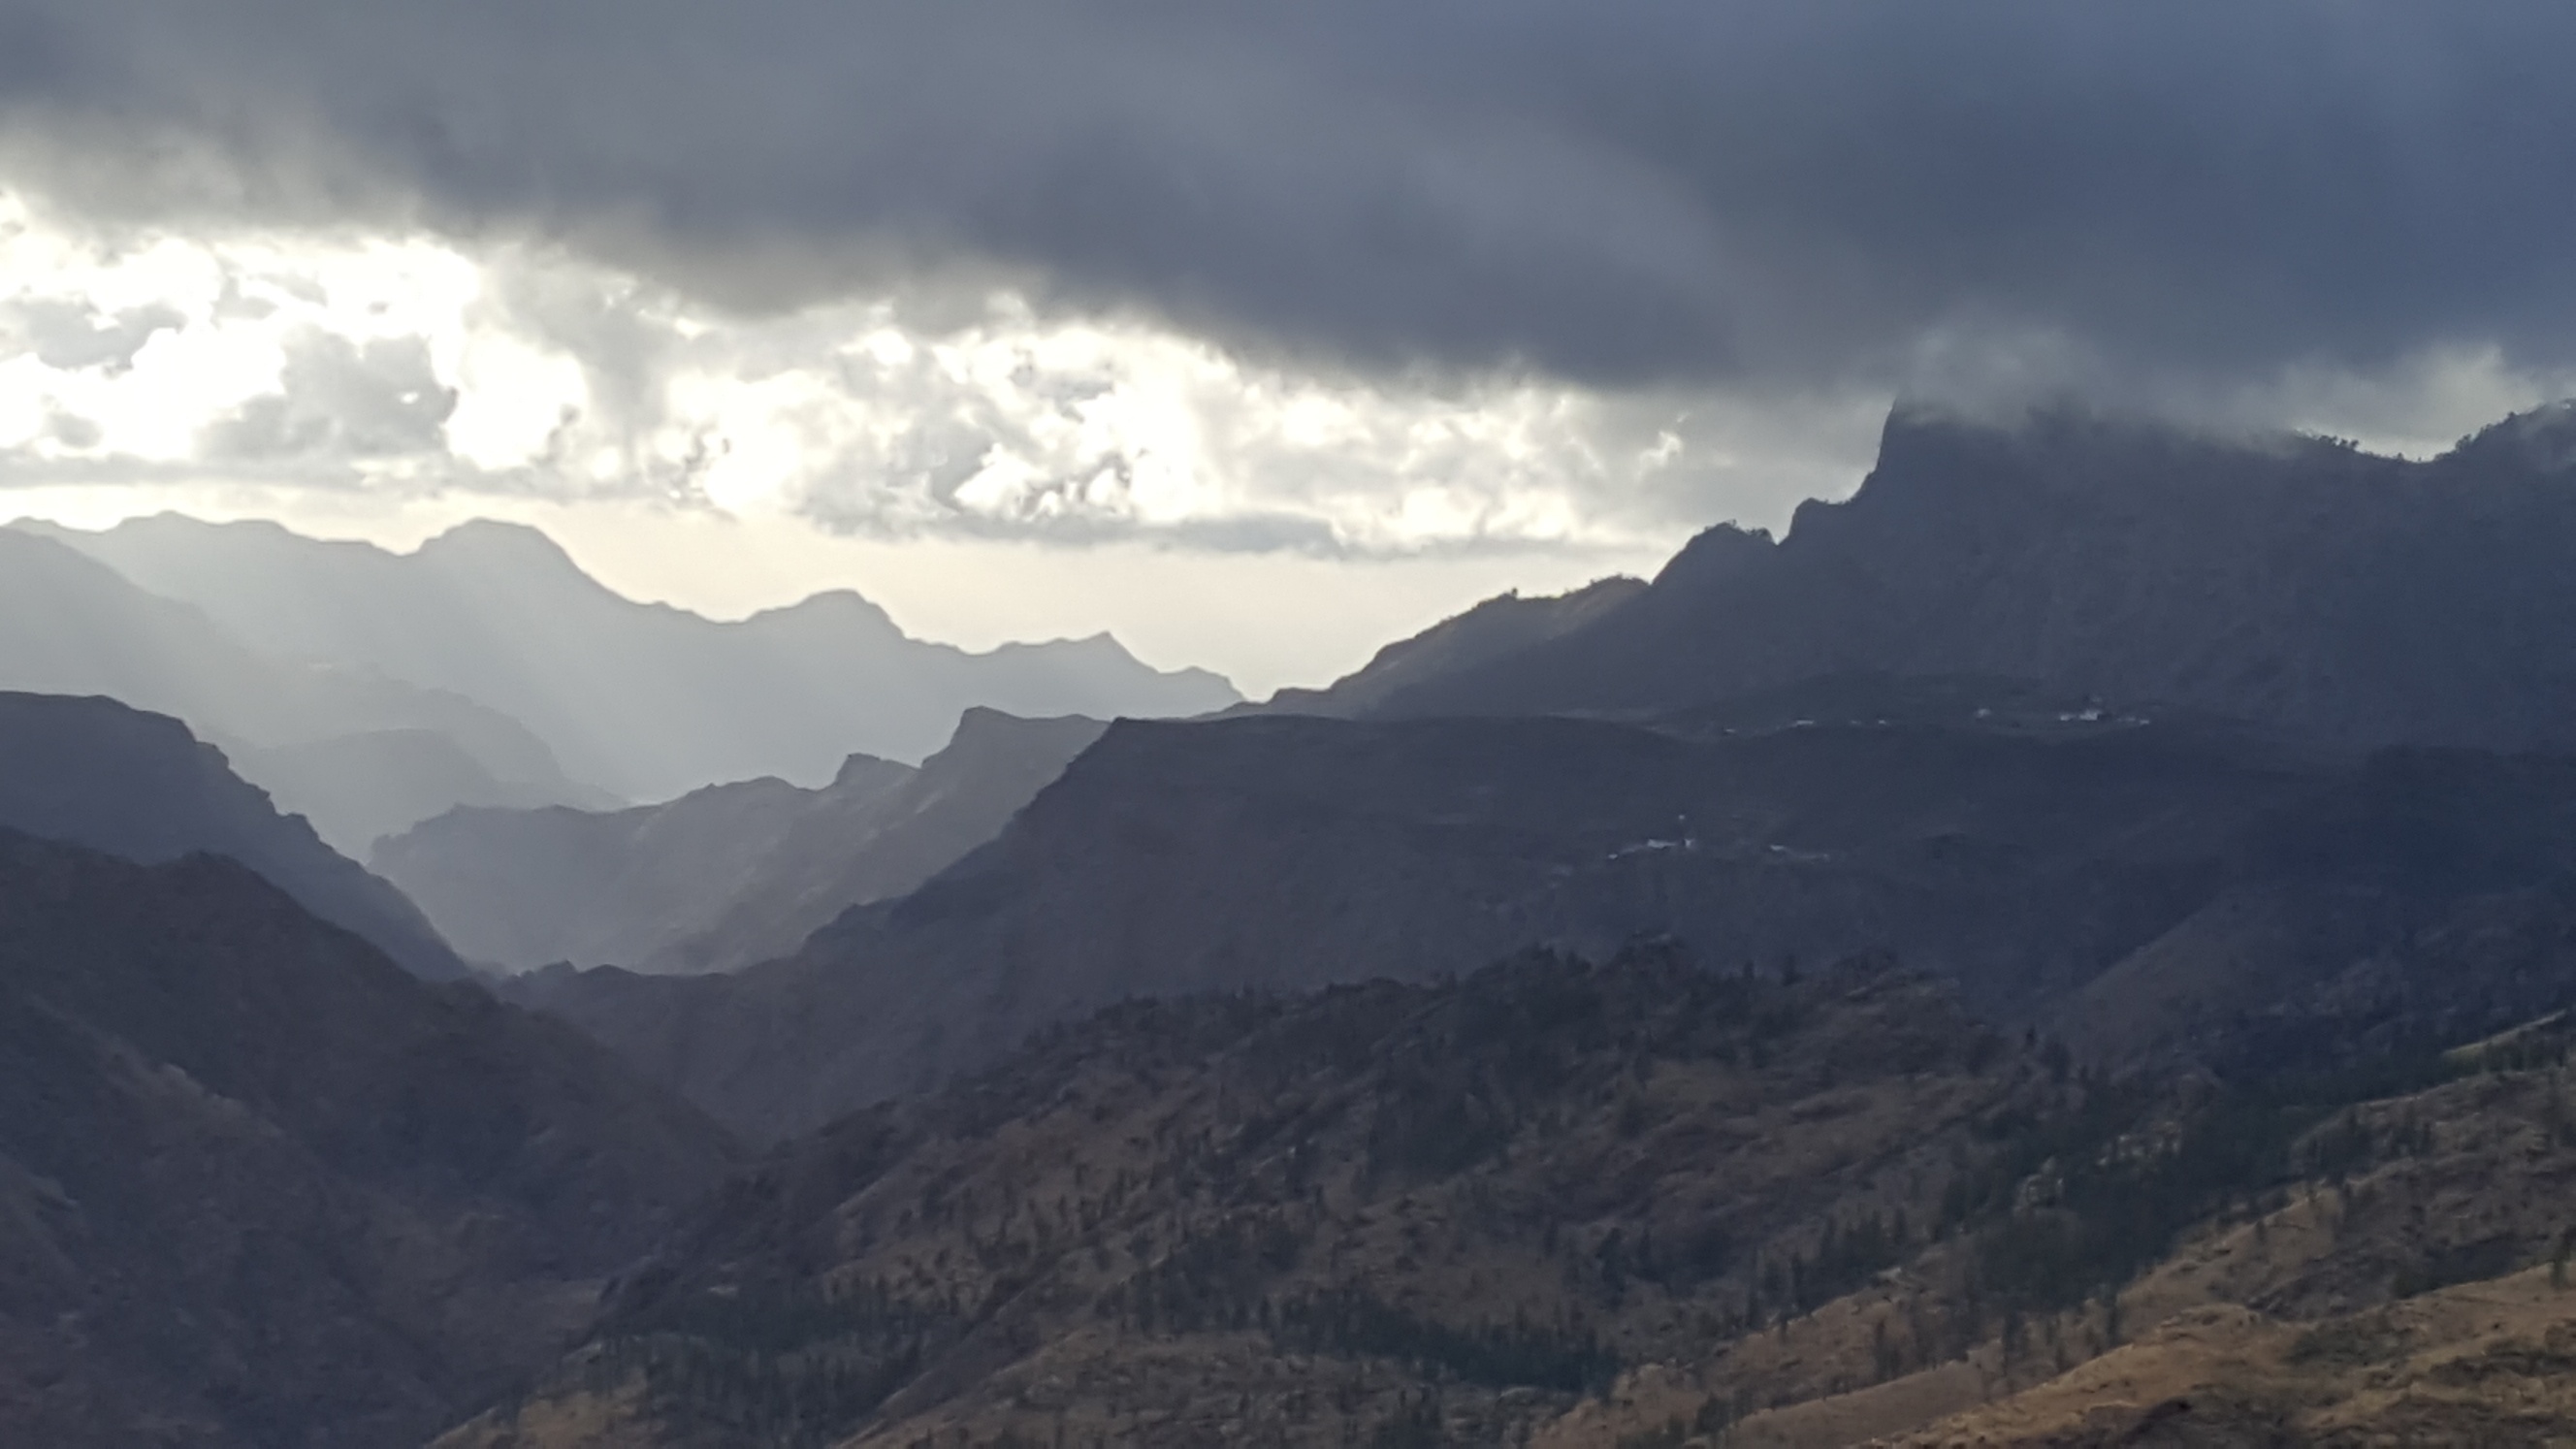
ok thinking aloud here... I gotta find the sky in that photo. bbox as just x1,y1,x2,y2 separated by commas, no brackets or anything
5,3,2576,693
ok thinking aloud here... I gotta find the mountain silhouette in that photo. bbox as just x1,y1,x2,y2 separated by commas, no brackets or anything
378,709,1111,975
0,528,599,851
1245,574,1644,717
34,515,1240,803
1370,405,2576,748
0,691,468,979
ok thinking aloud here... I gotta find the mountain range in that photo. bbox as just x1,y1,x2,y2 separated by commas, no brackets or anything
0,528,603,854
523,692,2576,1145
19,401,2576,1445
0,691,467,980
377,709,1110,975
499,402,2576,1144
26,515,1239,806
1355,404,2576,750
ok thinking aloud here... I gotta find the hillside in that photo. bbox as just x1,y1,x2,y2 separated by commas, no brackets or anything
33,515,1238,801
442,950,2576,1447
1377,405,2576,754
0,829,737,1447
442,950,2045,1447
0,691,468,979
381,710,1108,975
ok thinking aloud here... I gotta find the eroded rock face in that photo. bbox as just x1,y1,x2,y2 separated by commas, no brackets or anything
0,829,738,1448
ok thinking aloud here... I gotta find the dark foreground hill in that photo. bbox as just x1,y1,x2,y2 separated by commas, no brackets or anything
381,710,1107,975
0,691,467,979
1368,404,2576,754
445,947,2576,1447
0,829,737,1448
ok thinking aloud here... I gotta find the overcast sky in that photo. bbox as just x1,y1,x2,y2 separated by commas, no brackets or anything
5,3,2576,691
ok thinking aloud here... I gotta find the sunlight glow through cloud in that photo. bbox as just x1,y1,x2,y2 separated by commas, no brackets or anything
8,181,2573,695
0,187,1884,559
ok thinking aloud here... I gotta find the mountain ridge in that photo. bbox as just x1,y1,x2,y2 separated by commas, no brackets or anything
378,708,1111,975
28,513,1240,801
0,527,601,851
508,698,2346,1138
1369,403,2576,751
0,690,468,979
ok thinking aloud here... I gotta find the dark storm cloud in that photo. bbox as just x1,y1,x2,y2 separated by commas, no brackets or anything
4,2,2574,389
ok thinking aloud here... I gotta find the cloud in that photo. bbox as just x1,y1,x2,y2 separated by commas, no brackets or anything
9,7,2576,560
0,201,1875,550
0,3,2572,399
202,329,456,460
2,295,182,372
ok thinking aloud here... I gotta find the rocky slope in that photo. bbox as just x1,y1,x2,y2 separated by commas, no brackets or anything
1377,404,2576,755
442,950,2576,1448
0,828,738,1448
441,950,2046,1448
0,691,468,979
381,710,1108,975
33,515,1237,801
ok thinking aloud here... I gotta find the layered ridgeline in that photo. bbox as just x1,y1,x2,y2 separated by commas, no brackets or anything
0,529,604,853
379,710,1109,975
1285,404,2576,750
29,515,1239,805
448,948,2576,1448
0,828,736,1448
1240,575,1646,719
0,691,467,980
514,684,2576,1142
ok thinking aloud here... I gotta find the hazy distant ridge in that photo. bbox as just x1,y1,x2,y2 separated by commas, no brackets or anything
35,515,1240,803
379,708,1110,975
0,691,468,979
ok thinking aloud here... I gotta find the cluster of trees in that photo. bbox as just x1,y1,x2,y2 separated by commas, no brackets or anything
1273,1287,1619,1396
1946,1026,2576,1315
570,1280,951,1445
1093,1208,1305,1336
